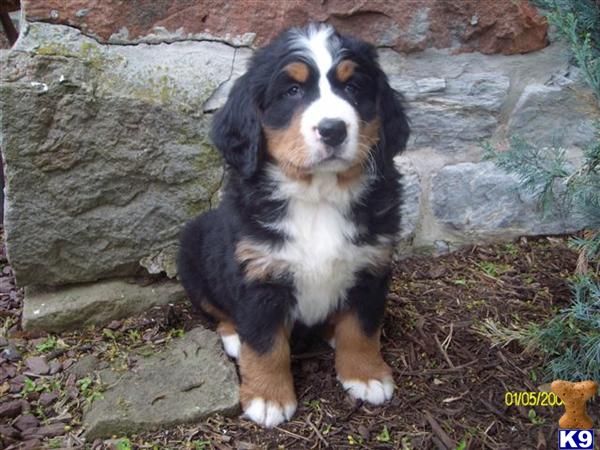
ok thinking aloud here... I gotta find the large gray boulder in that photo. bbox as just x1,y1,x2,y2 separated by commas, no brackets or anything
0,22,233,286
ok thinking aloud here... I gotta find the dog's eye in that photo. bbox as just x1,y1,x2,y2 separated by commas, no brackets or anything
344,83,358,95
285,85,302,98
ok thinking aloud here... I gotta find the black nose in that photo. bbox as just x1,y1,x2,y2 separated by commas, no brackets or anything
317,119,347,147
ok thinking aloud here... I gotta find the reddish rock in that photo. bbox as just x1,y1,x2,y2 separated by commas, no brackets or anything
0,424,20,439
39,391,59,406
21,422,66,438
0,399,24,418
22,0,548,55
2,364,17,378
13,414,40,432
438,0,549,55
25,356,50,375
20,439,43,450
9,376,24,394
48,360,62,375
106,319,122,330
1,345,21,362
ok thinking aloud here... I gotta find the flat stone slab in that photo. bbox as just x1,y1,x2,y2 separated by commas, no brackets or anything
23,279,186,333
431,161,588,238
83,327,240,439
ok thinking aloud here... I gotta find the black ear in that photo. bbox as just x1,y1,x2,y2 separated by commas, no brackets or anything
210,75,263,178
377,72,410,165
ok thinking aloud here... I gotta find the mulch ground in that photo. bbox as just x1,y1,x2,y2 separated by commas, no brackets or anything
0,235,590,450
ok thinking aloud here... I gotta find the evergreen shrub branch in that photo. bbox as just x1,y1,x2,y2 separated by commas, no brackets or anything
484,0,599,381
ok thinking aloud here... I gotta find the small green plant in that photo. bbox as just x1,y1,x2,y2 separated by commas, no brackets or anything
21,377,45,396
192,440,211,450
504,243,520,256
376,425,392,443
127,329,141,343
168,328,185,339
303,399,321,410
76,376,104,406
528,408,546,425
479,261,500,277
455,440,468,450
35,336,59,352
530,369,538,382
47,437,64,449
102,328,117,340
115,438,132,450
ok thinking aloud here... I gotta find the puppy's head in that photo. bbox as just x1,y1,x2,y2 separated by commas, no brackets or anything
211,23,409,180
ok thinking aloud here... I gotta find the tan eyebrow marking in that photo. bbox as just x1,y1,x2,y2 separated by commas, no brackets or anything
336,60,359,83
284,62,309,83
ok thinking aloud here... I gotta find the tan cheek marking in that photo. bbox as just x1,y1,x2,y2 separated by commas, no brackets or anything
333,310,392,382
337,116,381,187
264,111,312,182
336,60,358,83
235,239,290,282
239,328,296,409
285,62,309,83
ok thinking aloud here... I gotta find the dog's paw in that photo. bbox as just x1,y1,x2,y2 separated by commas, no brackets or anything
220,333,241,359
243,397,297,428
340,377,395,405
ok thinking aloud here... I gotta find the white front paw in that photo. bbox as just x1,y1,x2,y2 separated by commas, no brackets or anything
243,397,297,428
340,377,395,405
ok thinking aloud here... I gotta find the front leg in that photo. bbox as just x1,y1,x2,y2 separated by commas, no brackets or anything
334,272,394,405
239,327,296,427
236,284,297,428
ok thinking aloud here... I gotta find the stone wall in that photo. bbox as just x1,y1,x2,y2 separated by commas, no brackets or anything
1,1,599,331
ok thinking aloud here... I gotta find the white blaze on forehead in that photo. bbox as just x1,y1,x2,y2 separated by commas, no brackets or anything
294,25,360,168
303,25,335,82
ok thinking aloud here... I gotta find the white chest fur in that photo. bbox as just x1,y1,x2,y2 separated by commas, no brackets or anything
268,168,390,326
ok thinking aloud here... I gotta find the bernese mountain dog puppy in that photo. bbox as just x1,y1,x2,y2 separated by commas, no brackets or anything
178,23,410,427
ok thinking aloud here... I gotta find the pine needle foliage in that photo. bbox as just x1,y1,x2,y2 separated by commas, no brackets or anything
533,0,600,100
484,0,600,382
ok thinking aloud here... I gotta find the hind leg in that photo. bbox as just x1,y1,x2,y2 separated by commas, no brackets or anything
201,301,241,360
320,321,336,349
217,320,241,359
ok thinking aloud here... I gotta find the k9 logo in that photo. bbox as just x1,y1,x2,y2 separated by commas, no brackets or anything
558,429,595,449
